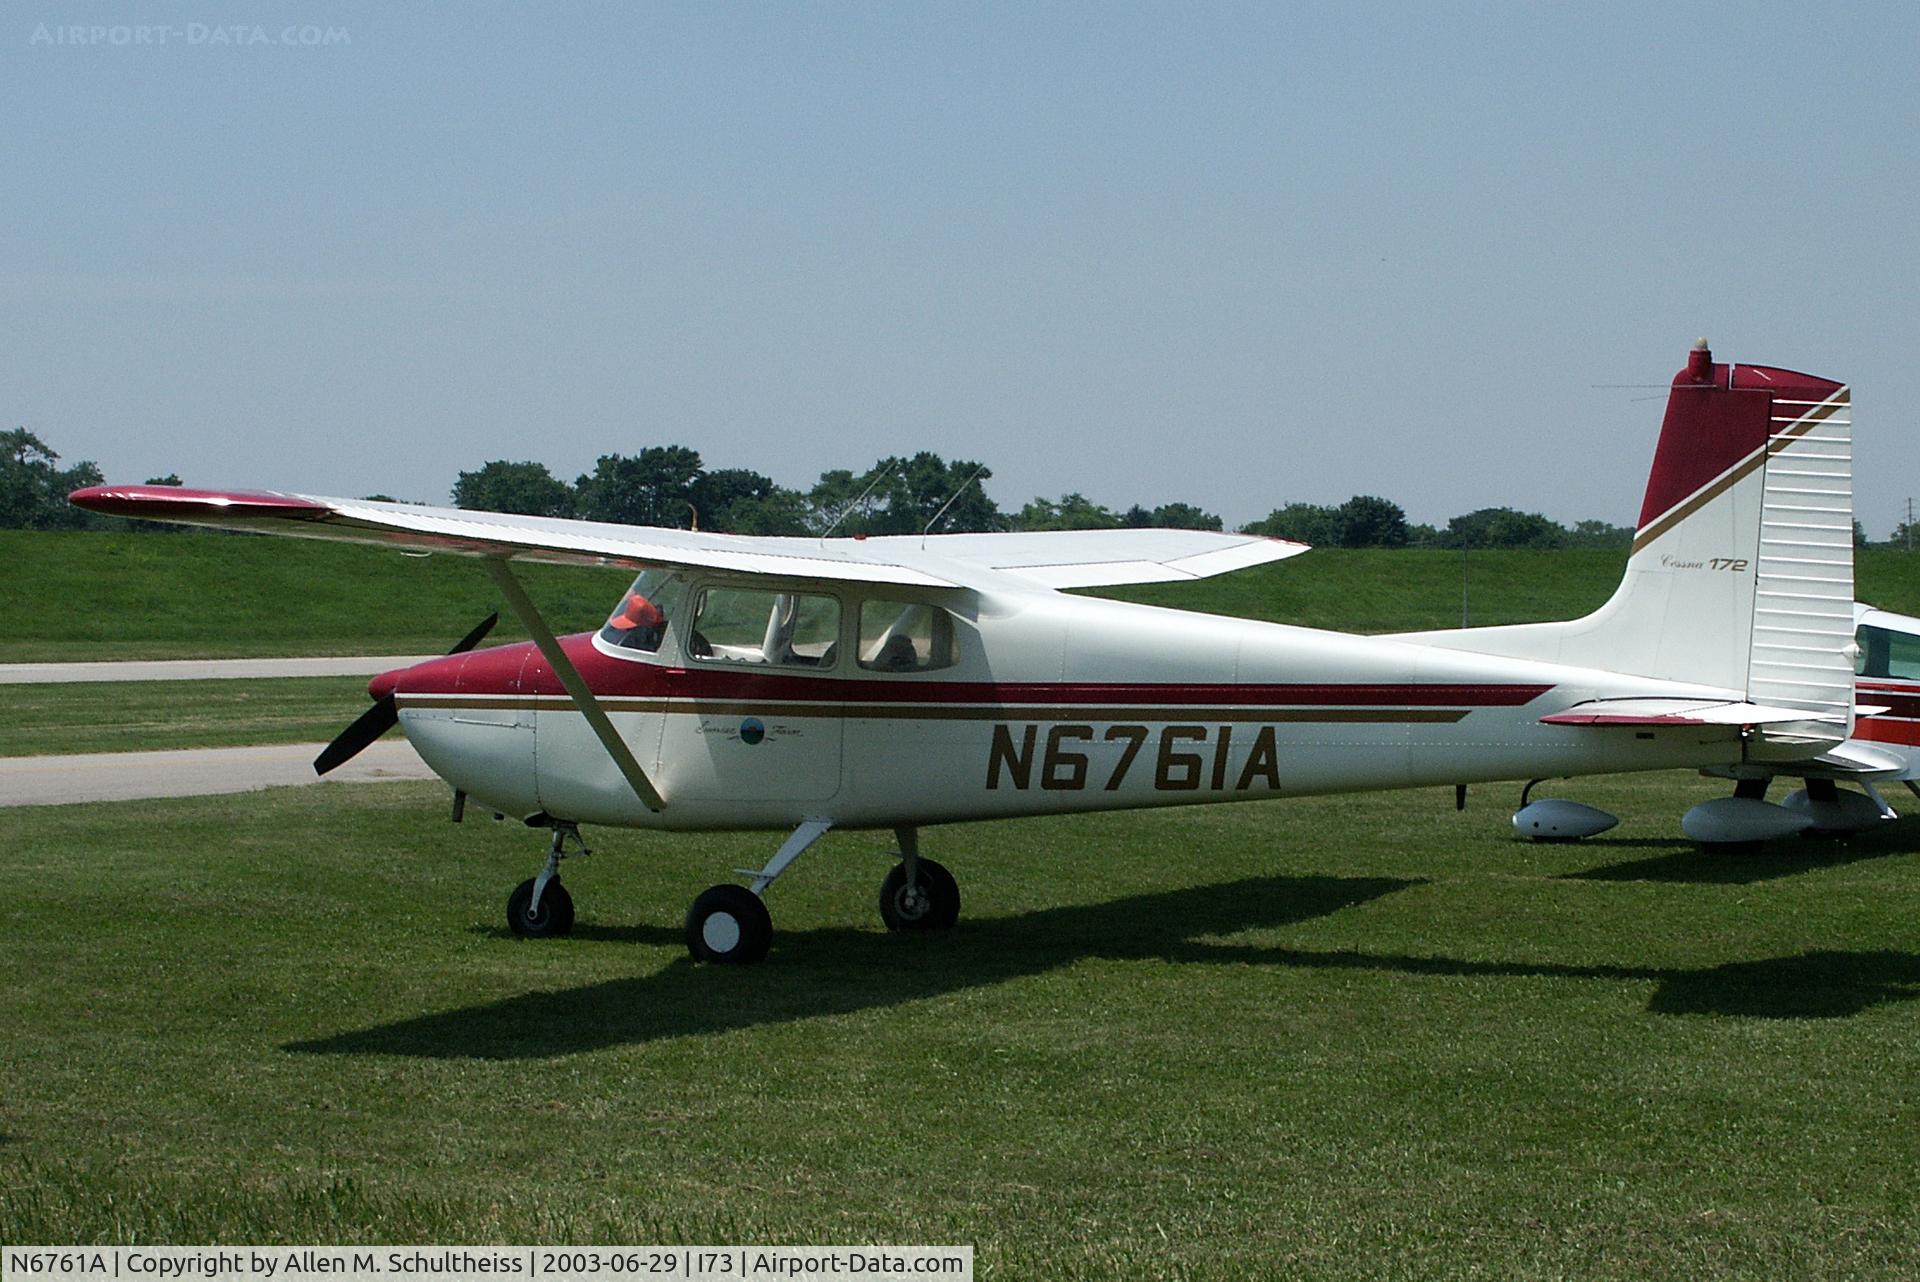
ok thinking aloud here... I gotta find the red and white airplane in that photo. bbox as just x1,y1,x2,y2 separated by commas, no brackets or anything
71,340,1865,962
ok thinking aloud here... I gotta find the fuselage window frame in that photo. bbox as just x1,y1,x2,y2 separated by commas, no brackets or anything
682,582,845,673
855,597,959,674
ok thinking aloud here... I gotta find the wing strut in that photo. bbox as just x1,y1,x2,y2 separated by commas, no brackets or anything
483,557,666,813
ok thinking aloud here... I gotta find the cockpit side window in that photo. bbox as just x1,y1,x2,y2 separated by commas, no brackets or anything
857,599,956,673
687,586,840,668
1856,624,1920,679
600,569,686,654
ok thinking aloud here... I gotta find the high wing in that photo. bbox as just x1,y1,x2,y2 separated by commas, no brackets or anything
853,528,1304,589
68,485,1307,591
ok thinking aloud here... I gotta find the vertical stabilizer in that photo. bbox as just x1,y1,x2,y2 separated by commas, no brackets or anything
1399,341,1854,732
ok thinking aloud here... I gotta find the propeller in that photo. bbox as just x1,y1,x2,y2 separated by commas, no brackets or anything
313,612,498,776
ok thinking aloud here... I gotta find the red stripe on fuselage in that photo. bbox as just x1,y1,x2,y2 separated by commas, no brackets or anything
381,636,1554,708
1856,683,1920,721
1854,717,1920,747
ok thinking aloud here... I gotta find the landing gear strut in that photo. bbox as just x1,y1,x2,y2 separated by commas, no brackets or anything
685,819,833,964
879,826,959,931
680,822,964,963
507,821,586,938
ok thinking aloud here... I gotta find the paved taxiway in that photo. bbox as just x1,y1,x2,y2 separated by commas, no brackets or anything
0,740,436,807
1,656,444,806
0,656,437,684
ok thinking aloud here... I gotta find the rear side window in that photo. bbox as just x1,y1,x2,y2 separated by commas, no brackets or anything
1856,624,1920,678
858,600,955,672
689,587,840,668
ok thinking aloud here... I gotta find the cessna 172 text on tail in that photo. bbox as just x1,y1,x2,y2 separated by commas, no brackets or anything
72,340,1867,963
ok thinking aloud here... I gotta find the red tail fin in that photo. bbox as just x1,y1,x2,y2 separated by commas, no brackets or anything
1634,340,1846,552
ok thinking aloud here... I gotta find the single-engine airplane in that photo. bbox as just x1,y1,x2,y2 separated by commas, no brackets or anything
71,340,1863,962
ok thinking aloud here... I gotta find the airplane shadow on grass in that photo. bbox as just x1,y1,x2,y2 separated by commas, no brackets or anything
286,873,1920,1060
1566,833,1912,885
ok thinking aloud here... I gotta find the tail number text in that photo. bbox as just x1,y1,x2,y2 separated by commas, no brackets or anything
986,723,1281,793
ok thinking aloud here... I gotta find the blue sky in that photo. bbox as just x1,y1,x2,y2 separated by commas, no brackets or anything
5,2,1916,533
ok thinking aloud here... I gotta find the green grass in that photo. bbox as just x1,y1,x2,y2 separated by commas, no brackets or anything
1,531,631,662
15,533,1920,664
1107,548,1630,632
0,678,377,757
1111,547,1920,633
2,776,1918,1275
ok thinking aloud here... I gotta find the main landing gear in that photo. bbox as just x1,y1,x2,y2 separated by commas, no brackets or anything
501,819,963,963
877,826,959,931
683,822,962,964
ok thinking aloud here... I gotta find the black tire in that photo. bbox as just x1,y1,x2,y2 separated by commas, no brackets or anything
507,876,575,938
879,857,960,932
685,884,772,964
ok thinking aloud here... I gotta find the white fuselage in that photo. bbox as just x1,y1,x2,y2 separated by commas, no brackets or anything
395,582,1773,833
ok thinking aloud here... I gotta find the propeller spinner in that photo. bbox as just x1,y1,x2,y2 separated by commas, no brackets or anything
313,612,499,775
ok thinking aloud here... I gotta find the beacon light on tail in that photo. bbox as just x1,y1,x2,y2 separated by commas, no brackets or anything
70,340,1862,963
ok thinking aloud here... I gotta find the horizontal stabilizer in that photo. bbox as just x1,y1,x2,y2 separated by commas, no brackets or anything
67,486,1308,592
1540,698,1847,728
1809,741,1910,777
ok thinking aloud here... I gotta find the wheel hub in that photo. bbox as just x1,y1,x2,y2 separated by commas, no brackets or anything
702,911,743,953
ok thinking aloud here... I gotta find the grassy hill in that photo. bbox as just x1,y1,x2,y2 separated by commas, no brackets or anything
9,530,1920,661
1,530,632,661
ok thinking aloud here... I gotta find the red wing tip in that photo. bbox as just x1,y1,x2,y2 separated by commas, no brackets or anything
67,485,333,519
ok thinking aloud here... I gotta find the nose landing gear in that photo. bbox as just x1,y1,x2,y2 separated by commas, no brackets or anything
507,821,588,938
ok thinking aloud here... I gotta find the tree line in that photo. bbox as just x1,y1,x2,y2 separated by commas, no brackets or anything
1243,495,1639,550
450,448,1229,538
3,426,1902,549
444,451,1631,547
1,428,189,532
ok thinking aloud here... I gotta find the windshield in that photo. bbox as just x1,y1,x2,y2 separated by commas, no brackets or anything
599,568,686,653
